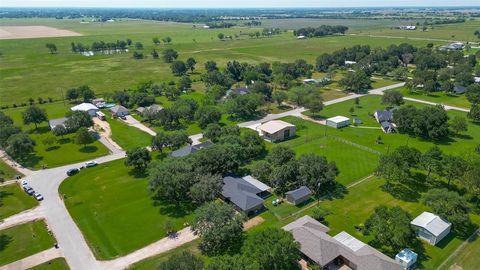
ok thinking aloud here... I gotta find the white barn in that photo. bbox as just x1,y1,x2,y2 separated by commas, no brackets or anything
411,212,451,245
71,103,98,117
326,116,350,129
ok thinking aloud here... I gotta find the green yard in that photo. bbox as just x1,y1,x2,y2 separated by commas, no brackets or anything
0,160,21,180
439,231,480,270
0,220,56,267
397,86,471,109
59,159,195,260
106,115,153,150
2,102,110,169
28,258,70,270
0,184,38,219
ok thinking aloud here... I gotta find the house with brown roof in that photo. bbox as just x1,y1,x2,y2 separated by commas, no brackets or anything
283,216,403,270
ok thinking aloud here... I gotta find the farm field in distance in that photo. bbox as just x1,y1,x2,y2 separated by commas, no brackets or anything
0,18,439,107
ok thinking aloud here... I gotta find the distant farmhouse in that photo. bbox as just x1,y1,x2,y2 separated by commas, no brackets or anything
226,86,250,96
169,141,213,158
302,77,331,86
110,105,129,118
411,212,451,245
221,175,271,215
71,103,98,117
439,42,465,51
283,216,404,270
256,120,296,142
399,25,417,30
374,110,396,133
136,104,164,115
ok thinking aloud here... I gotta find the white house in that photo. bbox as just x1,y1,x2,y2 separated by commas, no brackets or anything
411,212,451,245
345,60,357,65
326,116,350,129
297,35,306,39
71,103,99,117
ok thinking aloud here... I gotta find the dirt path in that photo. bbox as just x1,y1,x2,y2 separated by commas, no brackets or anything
93,118,123,152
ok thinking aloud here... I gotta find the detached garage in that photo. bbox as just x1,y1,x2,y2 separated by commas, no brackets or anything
285,186,312,205
326,116,350,129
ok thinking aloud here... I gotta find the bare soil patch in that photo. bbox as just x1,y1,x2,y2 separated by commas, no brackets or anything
243,216,265,230
0,26,81,40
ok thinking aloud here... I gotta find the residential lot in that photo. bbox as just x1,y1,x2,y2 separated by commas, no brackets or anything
0,183,38,219
397,86,471,109
0,220,56,266
28,258,70,270
59,159,195,259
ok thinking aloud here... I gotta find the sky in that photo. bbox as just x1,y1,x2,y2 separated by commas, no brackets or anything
1,0,479,8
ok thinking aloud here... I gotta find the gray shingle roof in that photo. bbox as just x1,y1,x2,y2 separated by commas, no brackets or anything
283,216,403,270
169,141,213,158
222,176,264,212
285,186,312,200
453,85,466,94
110,105,129,114
375,110,393,123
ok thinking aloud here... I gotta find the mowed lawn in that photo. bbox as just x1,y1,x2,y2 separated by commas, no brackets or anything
439,231,480,270
105,115,153,150
28,258,69,270
0,18,438,107
59,159,195,260
397,86,471,109
2,102,110,169
0,184,38,219
306,95,480,155
0,220,56,266
0,160,21,180
271,117,380,186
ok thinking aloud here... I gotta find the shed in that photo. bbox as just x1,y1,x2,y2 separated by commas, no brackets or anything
285,186,312,205
257,120,296,142
395,248,417,269
48,117,67,130
353,118,362,125
71,103,98,117
326,116,350,129
110,105,129,117
411,212,451,245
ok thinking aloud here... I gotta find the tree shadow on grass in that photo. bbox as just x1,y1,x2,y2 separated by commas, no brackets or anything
45,146,60,152
0,234,12,252
451,133,473,140
0,191,14,206
58,138,71,144
155,200,196,218
127,168,148,179
321,183,348,201
18,154,43,169
27,126,51,135
79,146,98,153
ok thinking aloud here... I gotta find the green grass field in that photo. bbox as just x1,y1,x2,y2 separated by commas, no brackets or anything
0,220,56,267
2,102,110,169
28,258,69,270
0,160,21,180
59,159,195,260
305,95,480,155
105,115,153,150
397,86,471,109
439,231,480,270
0,18,438,107
0,184,38,219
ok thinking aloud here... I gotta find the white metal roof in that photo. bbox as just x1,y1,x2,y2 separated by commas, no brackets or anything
71,103,98,112
257,120,295,134
333,231,366,252
411,212,451,237
327,116,350,124
242,175,271,192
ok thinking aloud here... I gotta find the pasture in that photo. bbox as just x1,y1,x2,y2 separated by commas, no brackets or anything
396,86,471,109
0,184,38,219
0,220,56,266
0,18,438,107
59,159,195,260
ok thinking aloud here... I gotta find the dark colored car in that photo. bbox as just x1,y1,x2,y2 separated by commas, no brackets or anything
23,185,35,195
66,168,79,176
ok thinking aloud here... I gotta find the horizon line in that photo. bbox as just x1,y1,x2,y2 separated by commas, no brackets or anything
2,5,480,8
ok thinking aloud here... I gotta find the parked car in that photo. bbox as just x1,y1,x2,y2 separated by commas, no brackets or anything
120,115,127,120
23,185,35,195
85,161,97,168
66,168,79,176
34,193,44,201
21,180,28,186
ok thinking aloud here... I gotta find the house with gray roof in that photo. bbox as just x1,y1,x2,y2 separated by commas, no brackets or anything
221,175,270,215
453,85,466,94
374,110,393,123
283,215,403,270
169,141,213,158
48,117,68,130
110,105,129,117
411,212,451,245
136,104,164,115
226,86,250,96
285,186,312,205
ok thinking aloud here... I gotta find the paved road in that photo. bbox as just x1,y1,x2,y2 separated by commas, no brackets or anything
369,82,470,112
26,152,125,270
